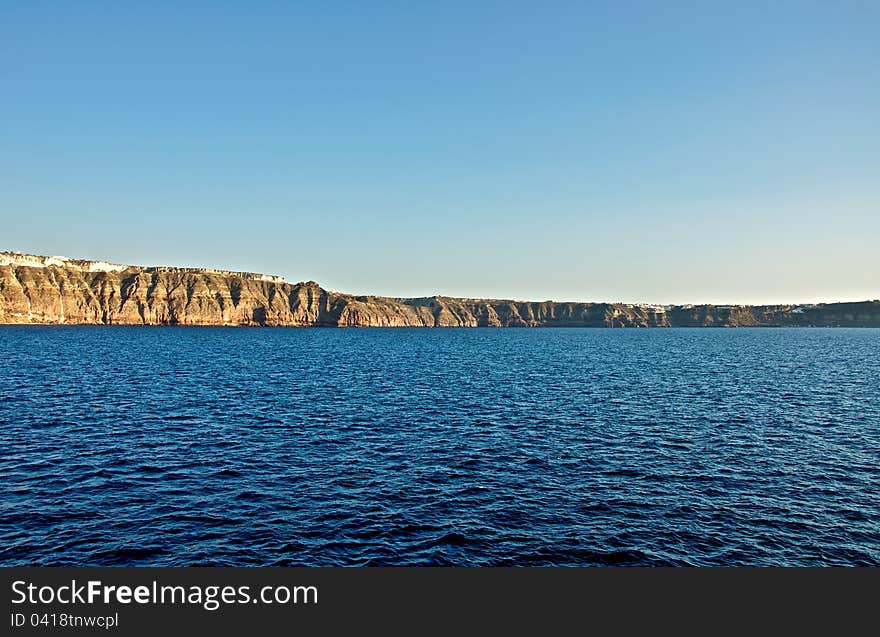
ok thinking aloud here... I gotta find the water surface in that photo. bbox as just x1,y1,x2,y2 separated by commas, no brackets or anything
1,327,878,565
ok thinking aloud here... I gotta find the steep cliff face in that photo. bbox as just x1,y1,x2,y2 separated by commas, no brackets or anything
1,256,878,327
0,265,334,326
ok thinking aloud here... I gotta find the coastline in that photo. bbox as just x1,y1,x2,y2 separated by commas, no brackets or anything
2,252,879,328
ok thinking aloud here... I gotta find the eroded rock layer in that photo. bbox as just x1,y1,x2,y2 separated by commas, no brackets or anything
1,257,878,327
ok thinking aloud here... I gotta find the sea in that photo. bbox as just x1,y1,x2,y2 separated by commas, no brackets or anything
1,326,878,566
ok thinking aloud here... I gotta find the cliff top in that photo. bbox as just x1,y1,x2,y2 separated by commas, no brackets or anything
0,251,287,284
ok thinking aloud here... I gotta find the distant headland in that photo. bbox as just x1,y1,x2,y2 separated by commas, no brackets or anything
1,251,878,327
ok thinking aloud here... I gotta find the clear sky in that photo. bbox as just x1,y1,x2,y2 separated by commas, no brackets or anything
2,1,878,304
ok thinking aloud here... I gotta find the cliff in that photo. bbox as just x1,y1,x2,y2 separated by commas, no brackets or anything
1,252,878,327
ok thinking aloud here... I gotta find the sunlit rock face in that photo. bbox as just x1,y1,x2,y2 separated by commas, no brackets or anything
1,253,878,327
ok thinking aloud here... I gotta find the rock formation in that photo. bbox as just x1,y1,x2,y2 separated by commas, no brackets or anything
1,252,878,327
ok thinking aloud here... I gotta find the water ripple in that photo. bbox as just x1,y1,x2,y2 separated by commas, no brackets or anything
1,326,878,566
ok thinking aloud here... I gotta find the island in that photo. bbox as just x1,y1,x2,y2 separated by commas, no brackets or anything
1,251,878,327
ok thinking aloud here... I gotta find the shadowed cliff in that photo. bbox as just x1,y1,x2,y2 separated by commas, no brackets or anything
1,255,878,327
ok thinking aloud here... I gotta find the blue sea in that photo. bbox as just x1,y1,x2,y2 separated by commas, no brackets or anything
1,327,878,566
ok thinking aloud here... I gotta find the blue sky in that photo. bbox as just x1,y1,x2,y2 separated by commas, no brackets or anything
2,1,878,304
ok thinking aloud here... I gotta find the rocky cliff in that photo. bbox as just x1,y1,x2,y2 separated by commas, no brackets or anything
1,253,878,327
